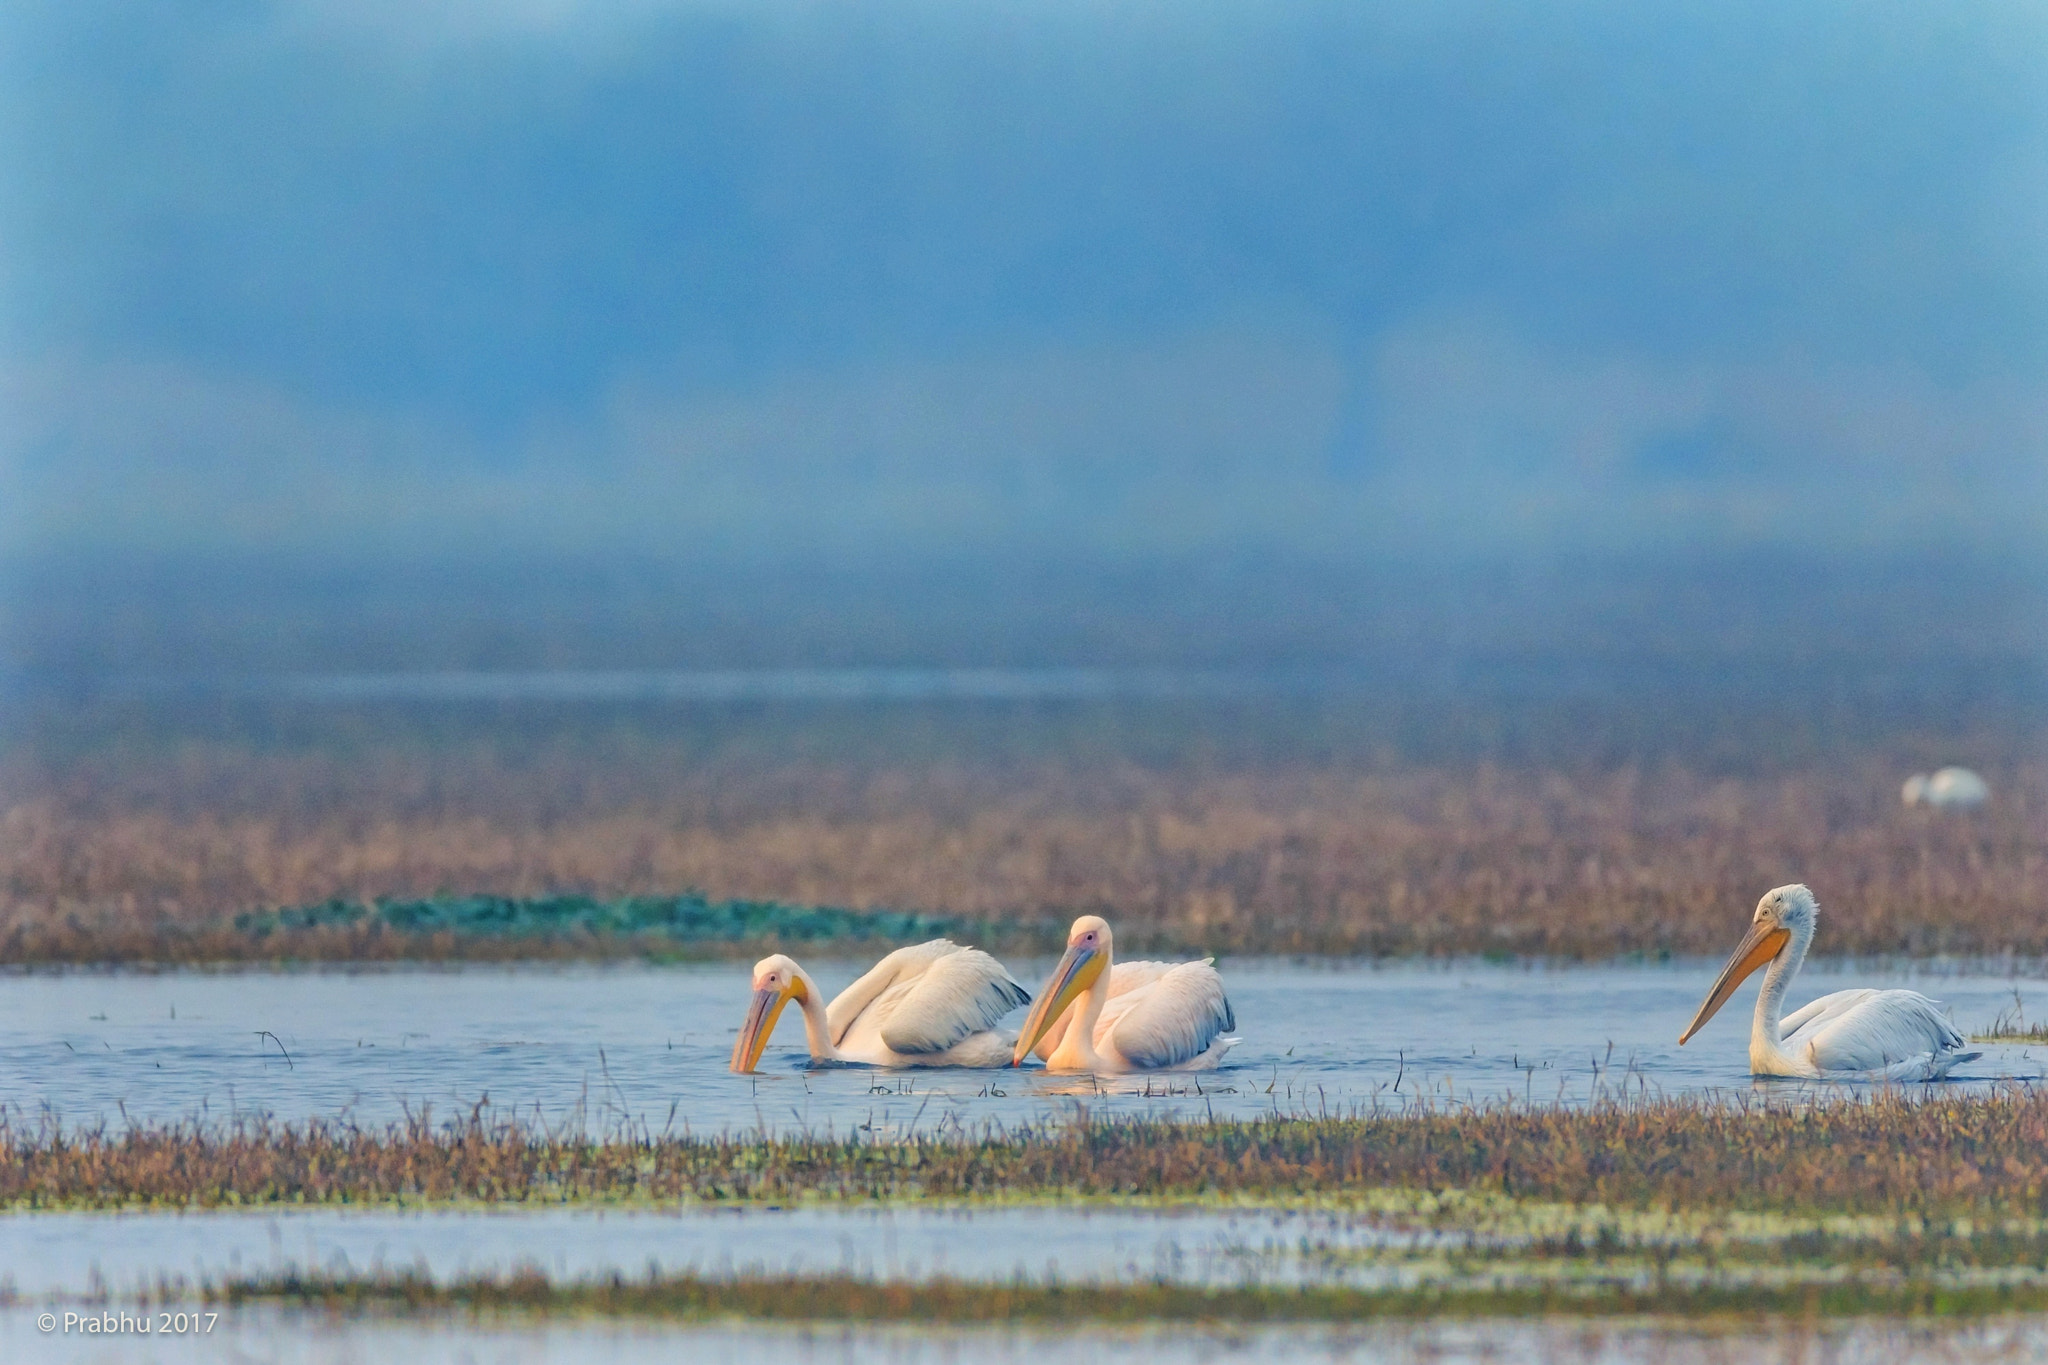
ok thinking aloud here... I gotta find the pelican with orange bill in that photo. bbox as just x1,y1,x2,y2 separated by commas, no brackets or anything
1010,915,1237,1073
1679,884,1978,1081
730,940,1030,1073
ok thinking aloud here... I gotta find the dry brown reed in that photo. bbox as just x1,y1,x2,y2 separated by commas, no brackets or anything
3,735,2043,962
10,1088,2048,1216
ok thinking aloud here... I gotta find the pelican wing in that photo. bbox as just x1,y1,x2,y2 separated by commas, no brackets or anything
1789,989,1968,1073
825,940,962,1046
1103,960,1236,1070
1778,988,1876,1038
1093,961,1184,1036
1103,960,1180,993
876,948,1031,1055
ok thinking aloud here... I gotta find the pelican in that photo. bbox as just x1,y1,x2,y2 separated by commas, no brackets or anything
1902,767,1989,810
730,940,1030,1072
1010,916,1237,1072
1679,884,1979,1081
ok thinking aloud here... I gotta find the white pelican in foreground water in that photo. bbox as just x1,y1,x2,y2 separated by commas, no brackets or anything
1679,884,1979,1081
1010,916,1237,1072
730,940,1030,1072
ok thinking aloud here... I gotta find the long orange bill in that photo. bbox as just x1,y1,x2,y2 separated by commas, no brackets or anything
731,985,795,1073
1679,923,1790,1044
1011,944,1103,1065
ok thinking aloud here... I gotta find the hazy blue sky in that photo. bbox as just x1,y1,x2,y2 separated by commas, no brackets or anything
2,0,2044,567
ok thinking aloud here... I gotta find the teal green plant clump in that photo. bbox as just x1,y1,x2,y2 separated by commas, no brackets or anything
234,893,976,944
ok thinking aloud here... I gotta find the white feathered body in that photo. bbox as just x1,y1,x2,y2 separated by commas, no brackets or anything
1037,958,1238,1071
1759,987,1975,1082
823,940,1030,1067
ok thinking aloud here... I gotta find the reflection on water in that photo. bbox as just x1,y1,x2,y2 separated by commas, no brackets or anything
1,961,2040,1138
3,1309,2046,1365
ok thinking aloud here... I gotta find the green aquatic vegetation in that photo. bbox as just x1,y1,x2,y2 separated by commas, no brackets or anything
1324,1187,2048,1257
232,893,992,947
215,1268,2048,1323
8,893,1060,966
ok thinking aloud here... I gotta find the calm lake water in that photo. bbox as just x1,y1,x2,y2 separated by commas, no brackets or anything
0,960,2039,1138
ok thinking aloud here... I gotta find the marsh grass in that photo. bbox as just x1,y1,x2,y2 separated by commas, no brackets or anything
211,1268,2048,1323
10,1087,2048,1219
1974,990,2048,1045
1979,1028,2048,1044
3,714,2043,964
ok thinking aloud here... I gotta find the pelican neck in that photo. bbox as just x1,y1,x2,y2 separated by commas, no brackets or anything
795,968,841,1062
1052,954,1112,1071
1752,922,1813,1066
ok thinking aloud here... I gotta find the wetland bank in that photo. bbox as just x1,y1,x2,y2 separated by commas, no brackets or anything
13,1091,2048,1336
5,687,2042,965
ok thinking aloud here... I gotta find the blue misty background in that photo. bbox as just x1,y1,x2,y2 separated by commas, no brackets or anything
0,1,2043,676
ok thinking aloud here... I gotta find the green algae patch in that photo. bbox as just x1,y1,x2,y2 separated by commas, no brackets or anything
11,894,1067,966
233,893,985,948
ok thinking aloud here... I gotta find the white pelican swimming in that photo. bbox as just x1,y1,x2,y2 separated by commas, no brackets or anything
1678,884,1978,1081
729,940,1030,1072
1010,916,1237,1072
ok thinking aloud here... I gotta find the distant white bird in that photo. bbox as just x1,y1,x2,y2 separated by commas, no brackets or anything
1679,884,1978,1081
1902,767,1989,810
1010,915,1237,1072
729,940,1030,1072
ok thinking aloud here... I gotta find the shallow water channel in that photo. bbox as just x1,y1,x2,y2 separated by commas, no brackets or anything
1,959,2040,1139
0,1204,1442,1294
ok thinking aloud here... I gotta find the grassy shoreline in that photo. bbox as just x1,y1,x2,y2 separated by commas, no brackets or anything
209,1270,2048,1323
19,1093,2048,1322
9,1089,2048,1217
10,894,2048,968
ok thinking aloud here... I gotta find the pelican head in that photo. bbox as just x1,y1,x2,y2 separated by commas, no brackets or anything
731,954,809,1073
1010,915,1112,1065
1679,884,1814,1045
